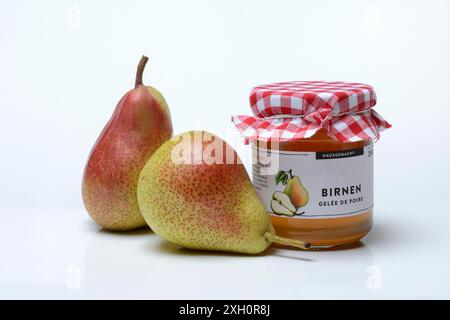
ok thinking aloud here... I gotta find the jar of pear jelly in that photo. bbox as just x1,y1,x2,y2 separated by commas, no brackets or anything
232,81,391,249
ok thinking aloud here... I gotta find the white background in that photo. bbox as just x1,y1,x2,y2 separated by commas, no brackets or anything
1,0,449,299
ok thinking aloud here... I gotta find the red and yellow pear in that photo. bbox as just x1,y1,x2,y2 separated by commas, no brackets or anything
82,56,173,231
284,175,309,208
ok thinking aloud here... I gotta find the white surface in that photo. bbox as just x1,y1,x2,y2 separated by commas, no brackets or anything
1,204,449,299
1,0,450,299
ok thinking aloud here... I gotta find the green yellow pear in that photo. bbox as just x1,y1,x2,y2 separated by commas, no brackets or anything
137,131,309,254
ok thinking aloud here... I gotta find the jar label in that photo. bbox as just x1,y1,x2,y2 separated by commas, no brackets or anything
252,144,374,218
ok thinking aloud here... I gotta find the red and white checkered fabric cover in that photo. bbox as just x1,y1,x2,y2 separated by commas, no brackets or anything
232,81,391,143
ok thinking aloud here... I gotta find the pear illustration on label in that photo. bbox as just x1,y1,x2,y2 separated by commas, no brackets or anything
271,169,309,216
271,191,296,216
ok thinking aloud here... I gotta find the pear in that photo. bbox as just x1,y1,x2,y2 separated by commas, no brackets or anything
274,170,309,209
284,176,309,208
272,191,296,212
137,131,309,254
82,55,173,231
271,191,296,216
270,200,294,216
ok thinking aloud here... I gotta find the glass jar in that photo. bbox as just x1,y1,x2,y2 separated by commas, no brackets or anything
252,129,374,249
233,81,390,250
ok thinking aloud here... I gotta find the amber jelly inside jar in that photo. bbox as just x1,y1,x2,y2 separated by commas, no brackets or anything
252,129,373,249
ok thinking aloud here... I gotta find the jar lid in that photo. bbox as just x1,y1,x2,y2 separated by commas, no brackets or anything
232,81,391,143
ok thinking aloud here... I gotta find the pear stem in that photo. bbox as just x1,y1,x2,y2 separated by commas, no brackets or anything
135,55,149,88
288,169,293,179
264,232,310,250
